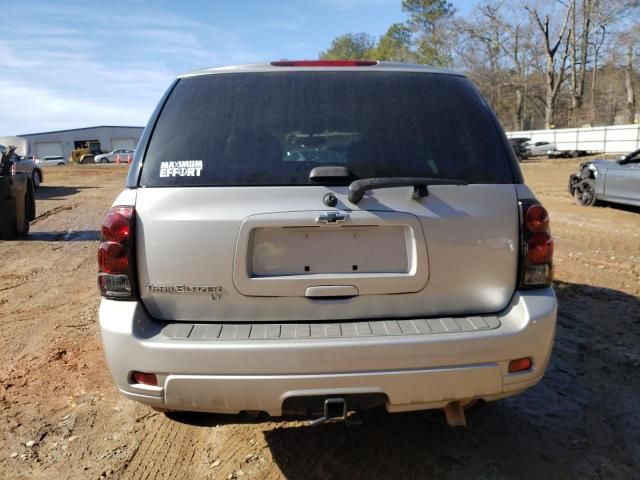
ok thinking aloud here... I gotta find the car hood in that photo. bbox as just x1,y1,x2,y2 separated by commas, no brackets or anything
580,159,614,173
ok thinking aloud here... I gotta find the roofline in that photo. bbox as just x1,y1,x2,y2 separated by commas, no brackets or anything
19,125,144,137
178,61,465,79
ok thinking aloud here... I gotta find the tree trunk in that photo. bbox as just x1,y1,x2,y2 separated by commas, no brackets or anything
514,87,524,130
590,64,598,125
528,6,572,129
625,48,636,124
546,77,555,128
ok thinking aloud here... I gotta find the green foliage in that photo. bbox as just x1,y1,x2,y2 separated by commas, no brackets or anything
415,35,452,67
373,23,414,62
318,0,454,66
401,0,454,33
319,33,376,60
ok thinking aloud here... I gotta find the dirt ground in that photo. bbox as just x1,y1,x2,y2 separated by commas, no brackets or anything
1,160,639,480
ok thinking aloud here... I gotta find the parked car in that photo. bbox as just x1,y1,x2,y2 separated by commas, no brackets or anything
547,149,588,159
41,155,67,166
569,148,640,207
98,61,557,425
508,137,530,160
94,149,135,163
15,156,43,188
0,148,43,188
523,141,556,157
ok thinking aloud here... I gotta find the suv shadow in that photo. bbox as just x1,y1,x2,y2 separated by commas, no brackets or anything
35,185,95,200
28,230,100,241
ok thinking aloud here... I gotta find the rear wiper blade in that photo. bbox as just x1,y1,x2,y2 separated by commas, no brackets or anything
348,177,468,203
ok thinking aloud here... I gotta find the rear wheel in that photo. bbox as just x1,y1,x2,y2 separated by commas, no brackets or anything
574,178,597,206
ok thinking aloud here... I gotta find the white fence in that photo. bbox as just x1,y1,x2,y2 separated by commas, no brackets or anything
507,123,640,154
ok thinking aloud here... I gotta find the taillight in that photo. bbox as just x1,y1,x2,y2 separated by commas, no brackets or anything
519,201,554,288
270,60,378,67
525,205,549,232
98,206,138,299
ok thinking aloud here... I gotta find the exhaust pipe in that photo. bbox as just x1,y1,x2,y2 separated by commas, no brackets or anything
444,401,467,427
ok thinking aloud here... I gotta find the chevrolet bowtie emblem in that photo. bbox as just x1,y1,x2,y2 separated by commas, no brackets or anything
316,211,348,224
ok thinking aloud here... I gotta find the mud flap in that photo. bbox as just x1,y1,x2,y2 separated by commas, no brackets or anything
0,174,34,239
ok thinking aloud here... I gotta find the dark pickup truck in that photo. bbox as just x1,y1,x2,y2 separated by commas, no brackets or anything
1,146,36,239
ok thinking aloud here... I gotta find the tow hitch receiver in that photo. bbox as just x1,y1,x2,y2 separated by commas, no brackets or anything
308,398,351,426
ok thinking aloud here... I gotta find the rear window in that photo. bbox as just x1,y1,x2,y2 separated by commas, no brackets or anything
140,71,514,187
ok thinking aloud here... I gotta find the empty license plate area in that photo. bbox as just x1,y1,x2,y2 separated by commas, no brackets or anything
233,211,428,296
250,225,409,276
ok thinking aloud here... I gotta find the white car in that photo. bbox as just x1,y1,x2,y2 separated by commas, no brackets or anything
94,149,135,163
98,61,557,426
40,155,67,166
523,141,556,157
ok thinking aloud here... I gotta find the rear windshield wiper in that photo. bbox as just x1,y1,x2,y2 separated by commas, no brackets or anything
348,177,468,203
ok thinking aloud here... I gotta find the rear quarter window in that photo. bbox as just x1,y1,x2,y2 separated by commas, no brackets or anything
140,71,516,187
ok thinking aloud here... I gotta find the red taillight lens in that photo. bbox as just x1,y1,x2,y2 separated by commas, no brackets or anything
99,206,136,299
525,205,549,233
101,206,133,242
527,233,554,264
508,357,532,373
519,200,553,288
98,242,128,273
270,60,378,67
131,371,157,386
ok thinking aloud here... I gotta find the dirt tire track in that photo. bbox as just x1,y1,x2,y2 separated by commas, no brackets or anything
31,204,77,224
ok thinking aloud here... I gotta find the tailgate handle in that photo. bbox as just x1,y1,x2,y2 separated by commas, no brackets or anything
305,285,359,298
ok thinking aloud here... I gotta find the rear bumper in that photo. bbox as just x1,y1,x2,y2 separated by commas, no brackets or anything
99,288,557,416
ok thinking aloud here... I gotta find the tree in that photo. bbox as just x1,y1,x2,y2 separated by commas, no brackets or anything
374,23,414,62
319,33,376,60
616,28,640,124
568,0,594,126
402,0,455,66
527,3,573,128
567,0,636,126
402,0,454,31
456,2,538,130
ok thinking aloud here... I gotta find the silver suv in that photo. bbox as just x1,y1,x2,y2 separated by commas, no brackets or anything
98,61,557,425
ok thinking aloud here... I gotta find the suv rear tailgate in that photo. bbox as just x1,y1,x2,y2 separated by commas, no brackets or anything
136,184,518,321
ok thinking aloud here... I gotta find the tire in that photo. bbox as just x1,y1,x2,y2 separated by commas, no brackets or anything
574,178,597,206
57,162,65,166
31,170,41,188
571,150,580,158
101,158,108,164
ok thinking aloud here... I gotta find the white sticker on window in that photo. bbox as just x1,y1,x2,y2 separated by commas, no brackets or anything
159,160,203,178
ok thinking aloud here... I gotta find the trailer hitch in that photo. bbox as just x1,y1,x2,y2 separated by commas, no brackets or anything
308,398,362,426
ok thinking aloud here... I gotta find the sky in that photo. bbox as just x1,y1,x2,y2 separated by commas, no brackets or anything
0,0,477,136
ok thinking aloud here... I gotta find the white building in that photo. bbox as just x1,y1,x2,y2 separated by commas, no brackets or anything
0,125,144,159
